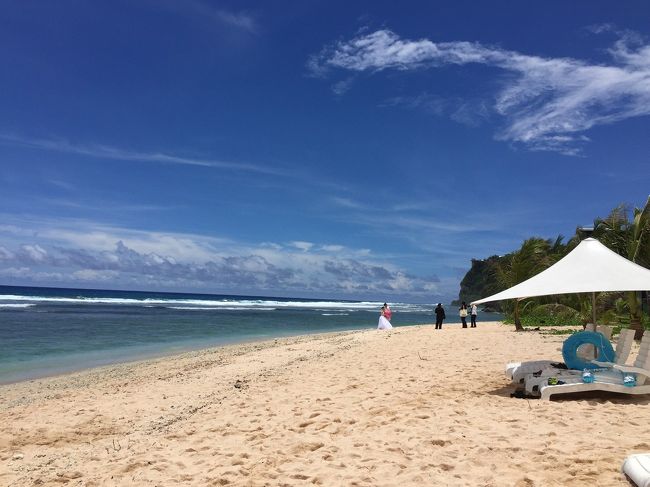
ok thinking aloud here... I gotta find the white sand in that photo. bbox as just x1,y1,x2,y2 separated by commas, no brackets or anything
1,322,649,486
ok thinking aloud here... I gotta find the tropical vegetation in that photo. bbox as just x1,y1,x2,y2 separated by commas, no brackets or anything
458,196,650,336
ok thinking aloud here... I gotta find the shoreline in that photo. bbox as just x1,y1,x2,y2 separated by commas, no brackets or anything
2,322,647,486
0,327,365,388
0,331,329,387
0,319,480,386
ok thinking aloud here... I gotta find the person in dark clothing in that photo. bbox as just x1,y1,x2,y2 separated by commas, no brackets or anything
434,303,446,329
459,301,468,328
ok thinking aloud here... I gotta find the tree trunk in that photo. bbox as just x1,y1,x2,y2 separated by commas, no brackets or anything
514,300,524,331
627,290,645,340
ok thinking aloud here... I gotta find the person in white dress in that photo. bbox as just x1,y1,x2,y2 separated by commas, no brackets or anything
377,304,393,330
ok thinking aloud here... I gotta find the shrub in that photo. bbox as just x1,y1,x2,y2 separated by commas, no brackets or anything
517,303,582,327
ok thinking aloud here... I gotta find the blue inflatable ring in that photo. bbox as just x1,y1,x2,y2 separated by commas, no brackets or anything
562,331,615,370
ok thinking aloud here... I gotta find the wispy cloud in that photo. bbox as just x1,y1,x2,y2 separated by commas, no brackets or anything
331,77,355,96
380,93,490,127
47,179,75,191
330,196,367,210
324,192,537,273
157,0,257,33
309,29,650,155
0,133,285,176
331,194,503,234
38,197,178,213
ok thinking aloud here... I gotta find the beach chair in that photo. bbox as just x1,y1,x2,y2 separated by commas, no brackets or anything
523,328,635,395
538,332,650,401
506,324,600,384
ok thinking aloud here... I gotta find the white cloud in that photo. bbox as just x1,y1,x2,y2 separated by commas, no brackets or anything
290,241,314,252
0,246,14,260
321,244,344,252
310,29,650,154
331,77,355,95
0,216,233,263
20,244,47,262
0,216,439,298
72,269,120,281
0,266,30,278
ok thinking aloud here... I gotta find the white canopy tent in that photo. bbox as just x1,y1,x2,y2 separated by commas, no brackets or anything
472,238,650,322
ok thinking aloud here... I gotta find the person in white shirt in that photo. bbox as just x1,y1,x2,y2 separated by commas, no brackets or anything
470,304,478,328
459,302,468,328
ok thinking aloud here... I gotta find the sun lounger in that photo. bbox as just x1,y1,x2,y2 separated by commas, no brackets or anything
592,328,635,367
538,332,650,400
506,324,599,384
523,328,635,395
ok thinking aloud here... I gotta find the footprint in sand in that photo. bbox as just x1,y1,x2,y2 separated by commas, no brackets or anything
430,439,450,447
573,458,595,464
291,474,310,480
291,442,324,454
514,476,535,486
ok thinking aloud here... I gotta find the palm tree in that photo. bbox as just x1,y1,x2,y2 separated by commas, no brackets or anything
632,196,650,268
593,196,650,339
496,238,556,331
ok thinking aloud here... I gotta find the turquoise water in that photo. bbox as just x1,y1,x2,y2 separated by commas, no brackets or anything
0,285,502,383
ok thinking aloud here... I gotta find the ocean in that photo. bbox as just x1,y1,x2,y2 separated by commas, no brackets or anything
0,285,502,384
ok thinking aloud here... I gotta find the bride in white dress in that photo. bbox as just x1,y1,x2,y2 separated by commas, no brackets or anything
377,305,393,330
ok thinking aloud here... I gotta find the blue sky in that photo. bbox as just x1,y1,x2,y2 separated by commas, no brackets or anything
1,1,649,303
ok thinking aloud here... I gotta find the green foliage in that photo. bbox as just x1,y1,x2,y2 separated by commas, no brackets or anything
503,303,582,327
593,197,650,338
523,304,583,327
540,328,580,336
457,196,650,333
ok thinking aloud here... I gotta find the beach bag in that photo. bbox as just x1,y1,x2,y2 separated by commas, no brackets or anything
459,308,468,317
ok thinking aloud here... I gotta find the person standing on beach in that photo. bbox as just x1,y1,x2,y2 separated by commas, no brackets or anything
470,303,478,328
377,305,393,330
434,303,445,329
383,303,392,321
459,301,468,328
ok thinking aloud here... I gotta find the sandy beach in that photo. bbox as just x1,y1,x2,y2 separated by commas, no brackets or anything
1,321,649,486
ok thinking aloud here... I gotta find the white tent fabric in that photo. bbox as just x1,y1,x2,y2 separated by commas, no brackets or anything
472,238,650,305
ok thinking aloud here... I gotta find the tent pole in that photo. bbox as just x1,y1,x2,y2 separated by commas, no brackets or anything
592,292,597,325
